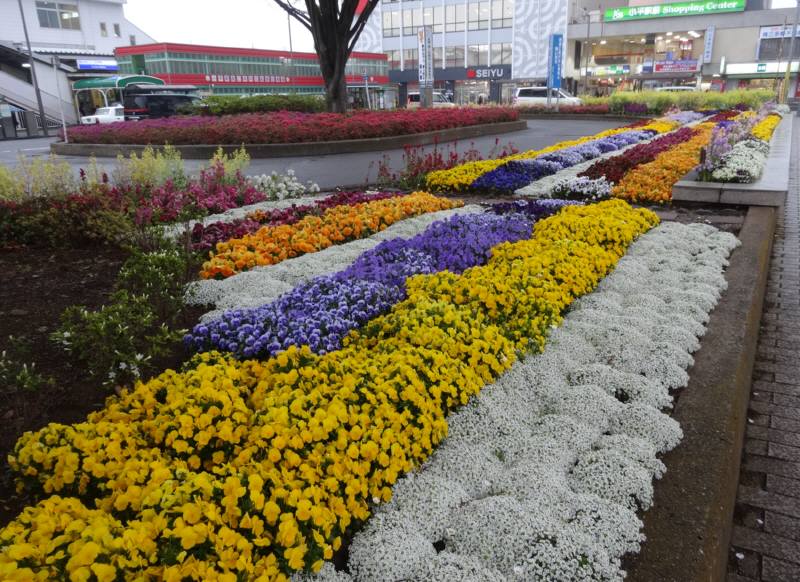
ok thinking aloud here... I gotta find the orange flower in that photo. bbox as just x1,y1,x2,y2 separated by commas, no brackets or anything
200,192,462,279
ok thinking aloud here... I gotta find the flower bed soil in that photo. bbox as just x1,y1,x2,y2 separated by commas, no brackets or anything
0,246,201,527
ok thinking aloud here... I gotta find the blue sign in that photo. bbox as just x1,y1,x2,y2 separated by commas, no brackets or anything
548,34,563,90
76,59,119,71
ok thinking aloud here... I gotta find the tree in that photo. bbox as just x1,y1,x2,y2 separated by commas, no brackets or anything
272,0,380,113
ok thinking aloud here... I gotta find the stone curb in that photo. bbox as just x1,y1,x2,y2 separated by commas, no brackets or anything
50,120,528,159
627,206,776,582
672,115,794,207
518,113,649,121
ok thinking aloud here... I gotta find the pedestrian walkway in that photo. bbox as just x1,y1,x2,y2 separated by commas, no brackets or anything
728,119,800,582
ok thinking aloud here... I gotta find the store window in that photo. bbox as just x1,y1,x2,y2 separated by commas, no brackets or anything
491,43,512,65
404,48,419,69
423,6,444,34
386,50,401,69
758,37,800,60
468,44,489,66
468,2,490,31
36,2,80,30
491,0,514,29
445,46,465,68
382,10,401,37
445,4,466,32
100,22,108,37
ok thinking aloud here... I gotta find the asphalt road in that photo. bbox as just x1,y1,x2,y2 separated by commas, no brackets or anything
0,119,626,190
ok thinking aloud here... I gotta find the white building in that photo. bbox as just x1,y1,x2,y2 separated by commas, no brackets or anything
0,0,153,128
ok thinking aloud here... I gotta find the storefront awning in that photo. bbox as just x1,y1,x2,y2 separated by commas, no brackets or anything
72,75,165,90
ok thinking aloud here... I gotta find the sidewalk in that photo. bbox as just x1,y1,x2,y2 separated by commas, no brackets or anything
728,117,800,581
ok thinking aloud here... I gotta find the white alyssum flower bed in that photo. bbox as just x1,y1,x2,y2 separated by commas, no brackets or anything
710,138,770,183
187,206,482,320
291,221,739,582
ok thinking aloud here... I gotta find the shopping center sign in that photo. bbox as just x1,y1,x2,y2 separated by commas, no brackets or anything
604,0,745,22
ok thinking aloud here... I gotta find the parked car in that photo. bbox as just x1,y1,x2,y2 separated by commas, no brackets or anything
513,87,582,106
654,86,697,92
123,93,202,120
407,92,456,108
80,105,125,125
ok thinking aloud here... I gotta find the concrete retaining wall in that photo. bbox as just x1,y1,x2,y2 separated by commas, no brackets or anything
51,120,528,159
673,115,793,207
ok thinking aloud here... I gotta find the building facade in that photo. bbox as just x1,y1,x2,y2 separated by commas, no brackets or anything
355,0,570,104
115,43,390,104
0,0,153,125
565,0,800,96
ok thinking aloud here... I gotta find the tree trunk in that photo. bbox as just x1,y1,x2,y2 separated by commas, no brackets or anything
325,67,348,113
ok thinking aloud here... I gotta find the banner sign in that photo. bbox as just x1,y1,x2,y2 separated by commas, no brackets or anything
759,25,799,39
701,26,715,64
592,64,631,76
653,59,699,73
547,33,563,90
417,26,434,87
604,0,745,22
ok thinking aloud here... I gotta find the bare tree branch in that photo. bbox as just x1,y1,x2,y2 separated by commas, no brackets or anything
272,0,312,31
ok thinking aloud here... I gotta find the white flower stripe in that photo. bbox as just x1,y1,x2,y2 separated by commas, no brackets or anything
294,222,739,582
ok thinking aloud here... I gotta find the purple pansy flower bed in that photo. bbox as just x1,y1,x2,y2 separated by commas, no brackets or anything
185,212,540,359
469,130,655,193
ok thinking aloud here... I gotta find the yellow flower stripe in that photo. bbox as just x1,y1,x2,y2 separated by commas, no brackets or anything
200,192,461,279
612,122,716,203
752,113,782,142
425,119,679,192
3,200,659,582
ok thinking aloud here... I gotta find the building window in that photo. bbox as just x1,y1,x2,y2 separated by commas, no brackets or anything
403,48,419,69
386,50,401,69
100,22,107,37
468,1,490,31
423,6,444,34
758,37,800,60
114,23,121,37
36,2,80,30
445,46,465,68
382,10,400,37
445,4,465,32
130,34,137,45
491,43,512,65
468,44,489,66
433,46,443,69
492,0,514,29
402,8,423,36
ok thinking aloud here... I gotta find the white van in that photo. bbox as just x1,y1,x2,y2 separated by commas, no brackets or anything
407,92,456,108
513,87,582,106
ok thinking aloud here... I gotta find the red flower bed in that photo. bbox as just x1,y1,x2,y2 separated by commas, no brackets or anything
65,107,519,145
516,104,610,115
579,126,699,183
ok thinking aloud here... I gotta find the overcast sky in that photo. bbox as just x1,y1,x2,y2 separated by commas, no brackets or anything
124,0,317,52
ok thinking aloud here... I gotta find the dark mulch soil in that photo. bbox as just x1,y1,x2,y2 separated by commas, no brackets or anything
0,245,200,527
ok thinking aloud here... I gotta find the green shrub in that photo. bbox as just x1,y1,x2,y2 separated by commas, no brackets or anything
607,89,776,114
12,154,77,199
52,291,184,389
115,247,192,322
112,145,186,188
198,94,326,115
0,165,25,201
0,336,54,395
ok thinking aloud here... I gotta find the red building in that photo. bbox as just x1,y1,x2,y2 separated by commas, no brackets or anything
114,43,390,100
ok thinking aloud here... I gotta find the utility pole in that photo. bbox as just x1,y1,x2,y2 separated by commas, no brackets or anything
781,0,800,103
17,0,49,136
582,7,590,95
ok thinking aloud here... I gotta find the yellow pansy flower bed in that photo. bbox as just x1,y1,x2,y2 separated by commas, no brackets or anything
2,200,658,581
752,113,782,142
425,119,679,192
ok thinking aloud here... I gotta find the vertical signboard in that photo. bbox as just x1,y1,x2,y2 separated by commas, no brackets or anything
701,25,715,65
548,33,563,90
417,26,434,88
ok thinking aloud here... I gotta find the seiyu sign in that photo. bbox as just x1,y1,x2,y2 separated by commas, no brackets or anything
467,68,508,79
